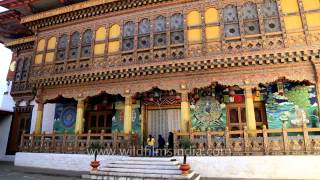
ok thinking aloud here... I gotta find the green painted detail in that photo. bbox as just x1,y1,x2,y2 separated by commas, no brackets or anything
266,85,319,130
190,97,226,131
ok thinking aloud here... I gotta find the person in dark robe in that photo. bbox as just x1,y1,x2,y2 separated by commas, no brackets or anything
157,135,165,156
167,132,174,156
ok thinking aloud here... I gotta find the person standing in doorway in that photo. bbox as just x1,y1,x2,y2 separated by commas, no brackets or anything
158,134,165,156
146,135,156,157
167,132,174,156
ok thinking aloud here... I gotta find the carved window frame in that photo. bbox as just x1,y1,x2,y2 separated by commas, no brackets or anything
170,13,184,45
81,29,93,58
138,18,151,49
69,31,80,60
56,34,68,61
223,4,241,39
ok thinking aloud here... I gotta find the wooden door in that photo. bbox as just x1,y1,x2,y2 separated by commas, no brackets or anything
226,102,267,131
7,107,32,154
86,111,113,133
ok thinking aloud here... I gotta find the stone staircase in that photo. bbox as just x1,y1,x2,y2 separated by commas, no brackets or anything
82,157,201,180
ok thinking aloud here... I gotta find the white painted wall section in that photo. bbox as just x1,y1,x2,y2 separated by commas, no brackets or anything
30,100,37,133
30,102,56,133
0,81,15,111
0,115,12,156
14,153,320,179
42,103,55,133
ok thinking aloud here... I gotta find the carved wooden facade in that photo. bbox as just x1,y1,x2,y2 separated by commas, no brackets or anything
5,0,320,103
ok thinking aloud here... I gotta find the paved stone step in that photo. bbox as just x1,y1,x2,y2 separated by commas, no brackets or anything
192,174,201,180
103,163,179,170
110,160,179,165
85,170,196,179
120,157,176,162
99,167,182,175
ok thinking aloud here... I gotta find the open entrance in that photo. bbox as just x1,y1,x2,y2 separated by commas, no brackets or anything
84,93,123,133
135,88,181,141
7,106,32,154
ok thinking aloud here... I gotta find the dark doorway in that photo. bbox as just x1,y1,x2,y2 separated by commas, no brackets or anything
6,106,33,154
84,93,123,133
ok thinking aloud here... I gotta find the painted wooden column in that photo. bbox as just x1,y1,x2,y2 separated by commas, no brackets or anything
316,79,320,117
75,99,85,134
140,104,146,142
180,83,190,132
244,80,256,132
311,60,320,117
34,101,44,135
124,96,133,134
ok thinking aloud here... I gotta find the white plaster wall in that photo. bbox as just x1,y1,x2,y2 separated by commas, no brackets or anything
175,156,320,179
30,100,37,133
29,102,56,133
14,153,320,179
0,81,15,111
15,153,124,171
42,103,56,133
0,115,12,156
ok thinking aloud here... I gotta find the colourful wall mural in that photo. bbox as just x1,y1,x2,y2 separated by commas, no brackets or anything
53,103,77,133
112,101,141,136
112,110,124,132
265,82,319,129
190,97,226,131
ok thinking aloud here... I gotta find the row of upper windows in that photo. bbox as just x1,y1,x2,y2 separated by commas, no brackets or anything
34,0,320,65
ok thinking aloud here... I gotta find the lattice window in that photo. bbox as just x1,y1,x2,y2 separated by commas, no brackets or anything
138,18,151,49
122,21,135,51
94,27,106,56
280,0,303,32
302,0,320,30
81,29,93,58
187,11,202,43
15,59,24,81
45,37,56,63
57,34,68,61
108,24,120,53
242,2,260,35
35,39,45,64
223,5,240,37
205,8,220,41
15,57,30,81
262,0,282,33
170,13,184,44
21,57,31,81
154,16,167,47
69,32,80,59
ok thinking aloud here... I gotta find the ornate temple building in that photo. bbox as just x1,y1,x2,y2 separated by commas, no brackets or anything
1,0,320,156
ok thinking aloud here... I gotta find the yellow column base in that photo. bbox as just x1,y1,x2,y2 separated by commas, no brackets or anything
75,99,85,134
124,96,132,134
180,91,190,132
244,85,257,136
34,102,44,135
34,109,43,135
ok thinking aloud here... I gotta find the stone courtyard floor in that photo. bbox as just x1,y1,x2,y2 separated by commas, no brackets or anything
0,161,259,180
0,161,82,180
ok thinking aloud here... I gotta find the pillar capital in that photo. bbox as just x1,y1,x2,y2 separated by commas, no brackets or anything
35,88,44,104
123,89,135,97
77,99,85,108
180,84,188,91
242,79,257,89
37,101,44,111
181,91,189,102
